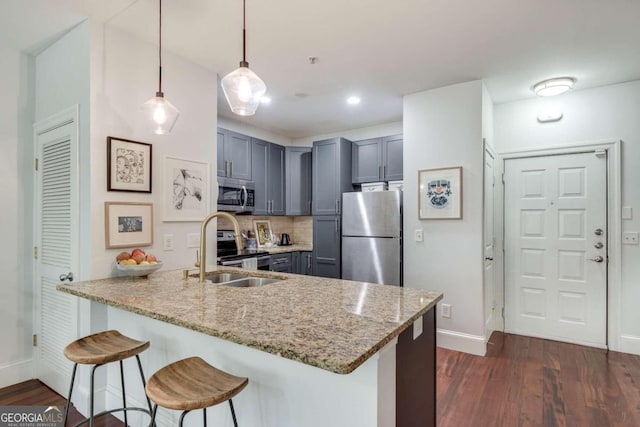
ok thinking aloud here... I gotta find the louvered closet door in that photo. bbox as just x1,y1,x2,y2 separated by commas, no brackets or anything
35,116,79,394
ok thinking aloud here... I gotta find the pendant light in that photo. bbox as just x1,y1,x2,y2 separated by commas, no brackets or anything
221,0,267,116
141,0,179,134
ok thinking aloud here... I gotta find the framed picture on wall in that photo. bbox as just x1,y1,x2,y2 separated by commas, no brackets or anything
104,202,154,248
163,156,210,222
418,166,463,220
107,137,152,193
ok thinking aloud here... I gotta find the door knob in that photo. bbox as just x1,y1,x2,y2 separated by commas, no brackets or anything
485,256,494,261
588,256,604,263
594,242,604,249
59,272,74,282
594,228,603,236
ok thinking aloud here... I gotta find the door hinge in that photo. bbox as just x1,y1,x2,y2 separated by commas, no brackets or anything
33,334,38,347
35,158,39,171
501,173,505,184
501,307,505,319
34,246,38,259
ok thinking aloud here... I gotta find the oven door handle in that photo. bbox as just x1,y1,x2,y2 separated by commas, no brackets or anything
220,259,243,267
241,185,248,210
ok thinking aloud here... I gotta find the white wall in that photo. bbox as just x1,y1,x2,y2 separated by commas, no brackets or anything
403,81,486,355
89,24,219,279
0,44,35,387
494,80,640,354
291,121,403,147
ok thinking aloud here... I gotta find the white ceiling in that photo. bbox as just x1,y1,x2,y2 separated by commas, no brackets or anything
4,0,640,138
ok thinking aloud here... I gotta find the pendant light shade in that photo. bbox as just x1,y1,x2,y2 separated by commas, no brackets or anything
141,94,180,134
221,0,267,116
142,0,180,134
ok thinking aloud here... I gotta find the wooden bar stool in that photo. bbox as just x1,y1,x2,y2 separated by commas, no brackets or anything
145,357,249,427
63,330,152,427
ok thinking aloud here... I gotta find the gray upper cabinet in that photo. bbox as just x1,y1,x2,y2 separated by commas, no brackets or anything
217,128,252,181
286,147,312,215
251,138,286,216
312,137,353,215
351,134,403,183
383,134,403,181
352,138,383,183
268,143,286,215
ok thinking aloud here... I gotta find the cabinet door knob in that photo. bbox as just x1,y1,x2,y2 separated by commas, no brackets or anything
485,256,494,261
589,256,604,263
59,272,74,282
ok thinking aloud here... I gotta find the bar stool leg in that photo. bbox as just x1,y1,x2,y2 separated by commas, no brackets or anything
178,410,190,427
64,363,78,426
148,404,158,427
203,408,207,427
228,399,238,427
135,355,153,414
119,361,128,427
89,365,100,427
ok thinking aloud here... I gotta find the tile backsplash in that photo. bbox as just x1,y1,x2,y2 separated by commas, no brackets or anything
218,215,313,245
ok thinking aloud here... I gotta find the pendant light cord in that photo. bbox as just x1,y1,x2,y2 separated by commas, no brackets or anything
242,0,247,65
158,0,163,95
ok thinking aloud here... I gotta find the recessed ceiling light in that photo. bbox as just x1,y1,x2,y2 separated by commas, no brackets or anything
533,77,576,97
261,96,272,104
347,96,361,105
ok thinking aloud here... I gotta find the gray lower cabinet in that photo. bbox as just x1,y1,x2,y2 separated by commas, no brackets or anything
217,128,252,181
300,252,313,275
251,138,286,215
312,138,353,216
352,134,403,183
312,216,341,278
270,253,292,273
286,147,312,215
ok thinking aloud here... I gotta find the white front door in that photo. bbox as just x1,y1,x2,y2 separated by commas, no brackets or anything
34,109,80,394
504,151,607,347
484,145,498,334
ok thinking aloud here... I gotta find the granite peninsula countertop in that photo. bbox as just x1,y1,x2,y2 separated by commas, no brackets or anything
57,267,442,374
263,244,313,254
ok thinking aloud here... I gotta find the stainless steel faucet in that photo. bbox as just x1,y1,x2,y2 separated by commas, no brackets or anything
199,211,243,283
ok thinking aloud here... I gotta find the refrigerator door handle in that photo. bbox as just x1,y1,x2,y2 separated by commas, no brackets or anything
335,218,338,233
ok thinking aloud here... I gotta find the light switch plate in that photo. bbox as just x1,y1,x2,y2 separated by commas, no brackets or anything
414,229,424,242
623,231,639,245
622,206,633,220
163,234,174,251
441,303,451,319
187,233,200,248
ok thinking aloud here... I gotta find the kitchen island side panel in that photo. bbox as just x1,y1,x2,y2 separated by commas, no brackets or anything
396,307,436,427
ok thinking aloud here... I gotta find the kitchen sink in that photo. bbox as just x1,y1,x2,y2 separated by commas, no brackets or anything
192,271,282,287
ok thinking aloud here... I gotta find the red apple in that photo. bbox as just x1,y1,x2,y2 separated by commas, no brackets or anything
131,253,145,264
131,248,145,257
145,254,157,263
116,252,131,262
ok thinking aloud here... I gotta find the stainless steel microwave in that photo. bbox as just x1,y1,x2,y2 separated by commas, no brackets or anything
217,177,255,213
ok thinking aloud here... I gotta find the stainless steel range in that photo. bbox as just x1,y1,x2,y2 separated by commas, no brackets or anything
217,230,270,270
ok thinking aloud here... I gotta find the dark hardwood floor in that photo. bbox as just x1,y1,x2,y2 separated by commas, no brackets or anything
0,380,123,427
2,333,640,426
438,333,640,427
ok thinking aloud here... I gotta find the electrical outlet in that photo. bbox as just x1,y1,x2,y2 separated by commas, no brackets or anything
187,233,200,248
163,234,174,251
623,231,639,245
441,304,452,319
413,317,423,340
414,229,424,242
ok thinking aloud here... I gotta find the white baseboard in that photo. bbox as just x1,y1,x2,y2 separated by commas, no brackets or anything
437,329,486,356
619,334,640,356
0,359,33,388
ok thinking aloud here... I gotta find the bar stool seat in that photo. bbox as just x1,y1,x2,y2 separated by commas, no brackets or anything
146,357,248,426
63,330,152,427
64,329,150,365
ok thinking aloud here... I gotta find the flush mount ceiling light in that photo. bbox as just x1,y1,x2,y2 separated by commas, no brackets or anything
221,0,267,116
533,77,576,97
347,96,361,105
141,0,180,135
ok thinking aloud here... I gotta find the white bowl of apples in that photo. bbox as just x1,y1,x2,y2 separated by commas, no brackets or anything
115,249,162,277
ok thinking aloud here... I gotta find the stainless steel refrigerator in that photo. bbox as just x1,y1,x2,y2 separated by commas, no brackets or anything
341,191,402,286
